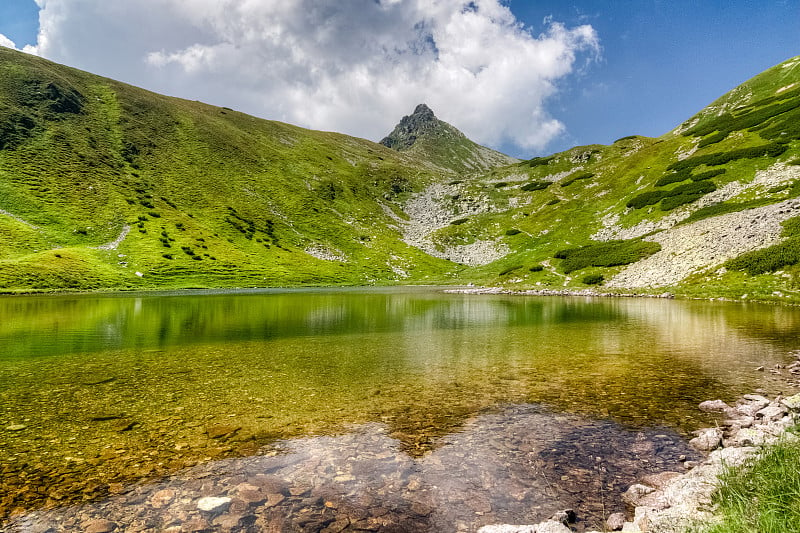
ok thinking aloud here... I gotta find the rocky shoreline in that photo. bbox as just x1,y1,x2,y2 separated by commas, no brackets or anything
478,389,800,533
443,287,674,299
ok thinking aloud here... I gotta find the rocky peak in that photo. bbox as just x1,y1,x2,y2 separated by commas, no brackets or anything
379,103,456,151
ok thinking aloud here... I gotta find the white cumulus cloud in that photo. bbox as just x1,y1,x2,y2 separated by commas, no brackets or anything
27,0,600,154
0,34,18,50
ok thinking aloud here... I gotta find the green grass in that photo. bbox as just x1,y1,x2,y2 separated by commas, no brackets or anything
702,432,800,533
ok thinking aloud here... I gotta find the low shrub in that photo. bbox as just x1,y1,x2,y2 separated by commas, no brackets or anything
555,239,661,274
499,265,523,276
547,198,561,205
655,170,691,187
505,229,522,236
627,190,671,209
450,217,469,225
582,274,604,285
681,199,772,224
560,171,594,187
521,180,550,191
782,216,800,238
529,265,544,272
493,182,509,188
524,156,555,168
725,237,800,275
629,180,717,210
667,142,788,173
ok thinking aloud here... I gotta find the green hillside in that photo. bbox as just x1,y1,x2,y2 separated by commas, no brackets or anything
400,55,800,302
0,47,465,291
1,47,800,301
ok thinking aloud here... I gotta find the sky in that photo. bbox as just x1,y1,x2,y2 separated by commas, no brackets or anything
0,0,798,159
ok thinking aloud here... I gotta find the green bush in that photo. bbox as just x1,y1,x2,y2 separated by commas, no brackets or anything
725,237,800,275
493,181,509,188
691,168,727,181
499,265,523,276
667,142,788,173
524,156,555,168
581,274,604,285
681,199,772,224
547,198,561,205
521,180,550,191
560,171,594,187
627,190,671,209
629,180,717,210
782,216,800,238
450,218,469,225
788,158,800,166
655,170,691,187
614,135,639,143
529,265,544,272
555,239,662,274
696,131,729,148
505,228,521,236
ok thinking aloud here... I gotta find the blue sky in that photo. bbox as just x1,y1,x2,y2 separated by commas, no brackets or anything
1,0,798,158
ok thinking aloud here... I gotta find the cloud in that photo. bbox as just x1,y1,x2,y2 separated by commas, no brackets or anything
27,0,599,154
0,34,18,50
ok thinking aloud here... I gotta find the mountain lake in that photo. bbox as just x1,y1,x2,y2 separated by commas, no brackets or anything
2,288,799,531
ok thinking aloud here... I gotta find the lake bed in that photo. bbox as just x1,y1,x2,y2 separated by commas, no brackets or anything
2,289,799,530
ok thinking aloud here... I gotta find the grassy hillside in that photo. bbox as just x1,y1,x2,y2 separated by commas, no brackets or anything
1,47,800,300
0,47,464,291
414,55,800,301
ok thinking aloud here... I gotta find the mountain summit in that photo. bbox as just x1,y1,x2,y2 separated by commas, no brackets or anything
379,104,518,174
379,103,439,151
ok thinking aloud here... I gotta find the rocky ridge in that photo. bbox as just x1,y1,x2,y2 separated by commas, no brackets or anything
379,104,518,173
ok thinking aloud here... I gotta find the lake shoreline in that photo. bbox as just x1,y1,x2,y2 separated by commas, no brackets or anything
479,372,800,532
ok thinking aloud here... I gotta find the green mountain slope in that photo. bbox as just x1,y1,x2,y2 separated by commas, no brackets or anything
0,47,468,291
379,103,518,174
1,47,800,301
415,55,800,301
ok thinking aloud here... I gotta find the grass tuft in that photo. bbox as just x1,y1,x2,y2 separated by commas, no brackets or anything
703,433,800,533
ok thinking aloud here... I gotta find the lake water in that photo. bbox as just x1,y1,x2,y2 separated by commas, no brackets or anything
2,288,799,531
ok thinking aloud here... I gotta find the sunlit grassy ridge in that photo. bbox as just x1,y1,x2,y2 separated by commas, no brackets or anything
0,47,459,291
1,47,800,298
425,56,800,299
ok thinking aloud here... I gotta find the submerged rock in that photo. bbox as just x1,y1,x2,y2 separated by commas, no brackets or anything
196,496,231,512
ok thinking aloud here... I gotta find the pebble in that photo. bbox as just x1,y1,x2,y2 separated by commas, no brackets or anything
82,518,117,532
196,496,231,512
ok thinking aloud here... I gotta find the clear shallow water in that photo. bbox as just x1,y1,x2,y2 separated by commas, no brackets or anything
1,289,800,528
